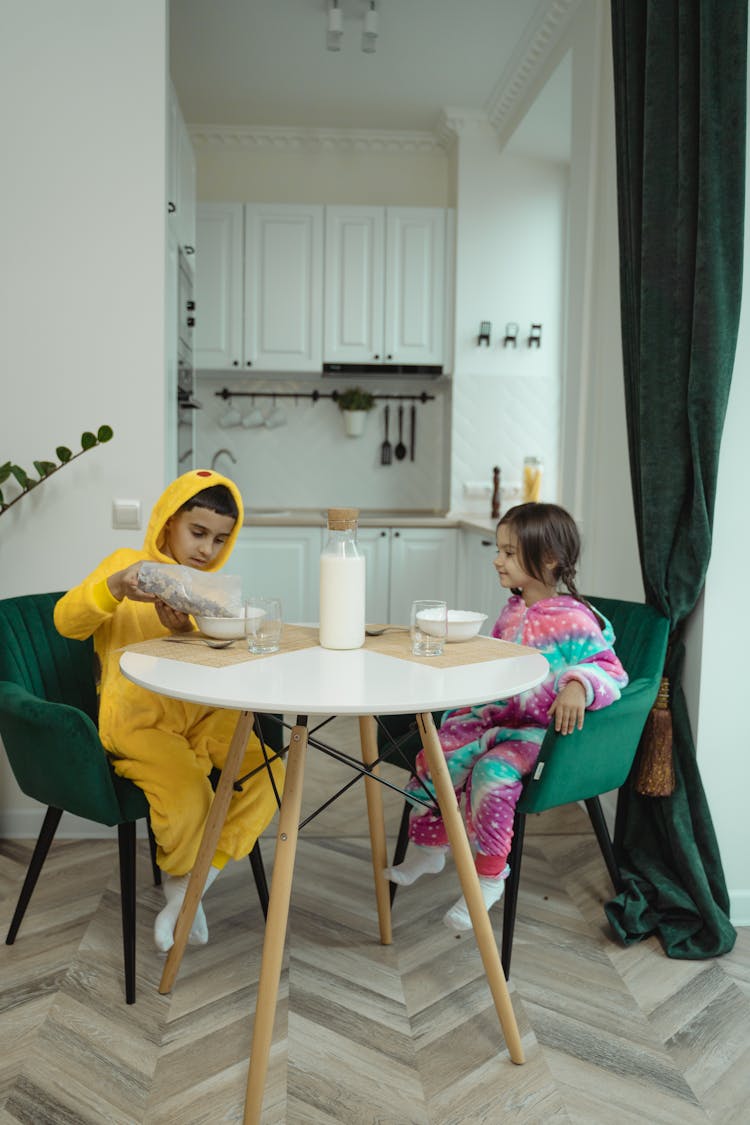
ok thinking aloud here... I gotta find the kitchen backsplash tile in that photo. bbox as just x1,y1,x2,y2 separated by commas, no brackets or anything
450,374,560,513
192,376,449,512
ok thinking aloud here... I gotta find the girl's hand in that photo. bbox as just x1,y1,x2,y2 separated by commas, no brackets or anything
154,598,193,634
107,562,156,603
548,680,586,735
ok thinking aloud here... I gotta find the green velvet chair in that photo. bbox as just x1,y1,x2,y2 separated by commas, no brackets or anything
0,591,278,1004
375,596,669,977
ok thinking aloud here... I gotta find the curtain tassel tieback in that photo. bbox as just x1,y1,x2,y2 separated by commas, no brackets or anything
635,676,675,797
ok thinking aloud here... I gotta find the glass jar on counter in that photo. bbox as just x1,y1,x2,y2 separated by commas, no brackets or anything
522,456,543,503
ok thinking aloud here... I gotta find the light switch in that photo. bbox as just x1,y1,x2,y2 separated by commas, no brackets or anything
112,500,142,530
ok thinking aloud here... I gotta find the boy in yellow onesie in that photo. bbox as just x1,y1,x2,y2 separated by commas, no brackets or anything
54,469,284,953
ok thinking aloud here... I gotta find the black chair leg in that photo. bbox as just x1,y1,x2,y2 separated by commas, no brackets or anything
117,821,137,1005
6,805,63,945
585,797,623,893
501,811,526,980
249,839,269,919
146,818,161,886
389,800,412,905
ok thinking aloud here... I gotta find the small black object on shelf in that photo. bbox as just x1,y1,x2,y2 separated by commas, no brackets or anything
503,323,519,348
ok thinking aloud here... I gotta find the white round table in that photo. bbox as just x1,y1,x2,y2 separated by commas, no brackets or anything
121,635,547,1122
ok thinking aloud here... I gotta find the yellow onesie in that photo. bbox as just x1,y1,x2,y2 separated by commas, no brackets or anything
54,469,284,875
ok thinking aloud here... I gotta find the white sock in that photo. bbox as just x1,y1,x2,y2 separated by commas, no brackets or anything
154,864,222,952
383,844,448,886
443,867,510,933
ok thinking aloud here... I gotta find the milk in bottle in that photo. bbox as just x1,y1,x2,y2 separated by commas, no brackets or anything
319,507,366,649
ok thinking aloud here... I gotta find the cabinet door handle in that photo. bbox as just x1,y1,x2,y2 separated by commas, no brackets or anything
184,245,195,254
380,530,387,537
481,539,493,547
394,531,400,538
168,201,176,213
246,360,253,367
232,360,239,367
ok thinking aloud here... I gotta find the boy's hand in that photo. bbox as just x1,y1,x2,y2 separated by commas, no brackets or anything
154,598,193,634
548,679,586,735
107,562,155,603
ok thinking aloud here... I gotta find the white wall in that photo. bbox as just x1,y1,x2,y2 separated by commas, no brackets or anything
0,0,168,832
685,46,750,923
449,119,566,513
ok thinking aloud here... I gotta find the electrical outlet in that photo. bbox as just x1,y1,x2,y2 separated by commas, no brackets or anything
463,481,492,499
112,500,141,530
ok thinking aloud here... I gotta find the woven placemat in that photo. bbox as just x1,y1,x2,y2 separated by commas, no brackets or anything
363,629,537,668
122,624,320,668
123,626,536,671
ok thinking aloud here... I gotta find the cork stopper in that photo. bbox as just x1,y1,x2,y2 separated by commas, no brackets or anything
327,506,359,530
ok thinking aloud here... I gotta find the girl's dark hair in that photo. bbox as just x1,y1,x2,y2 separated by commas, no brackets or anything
497,502,581,599
180,484,239,523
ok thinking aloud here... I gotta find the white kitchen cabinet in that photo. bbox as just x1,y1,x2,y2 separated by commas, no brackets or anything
230,528,322,624
194,202,323,372
324,206,447,368
359,527,458,625
457,528,507,632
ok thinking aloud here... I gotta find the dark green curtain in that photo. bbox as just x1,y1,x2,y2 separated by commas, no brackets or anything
606,0,746,958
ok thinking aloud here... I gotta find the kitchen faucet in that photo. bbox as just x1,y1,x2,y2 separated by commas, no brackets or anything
211,448,237,471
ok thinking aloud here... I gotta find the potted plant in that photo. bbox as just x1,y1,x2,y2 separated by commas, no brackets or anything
335,386,376,437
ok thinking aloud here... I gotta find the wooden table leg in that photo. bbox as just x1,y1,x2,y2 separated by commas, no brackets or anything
416,712,525,1065
358,715,392,946
159,709,256,995
244,718,309,1125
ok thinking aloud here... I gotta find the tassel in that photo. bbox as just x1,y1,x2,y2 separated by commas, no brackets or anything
635,677,675,797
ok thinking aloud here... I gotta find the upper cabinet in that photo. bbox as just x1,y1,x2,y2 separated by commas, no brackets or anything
324,206,447,369
194,202,323,372
167,84,196,260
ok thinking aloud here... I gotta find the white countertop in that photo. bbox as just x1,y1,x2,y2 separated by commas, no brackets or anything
242,509,498,534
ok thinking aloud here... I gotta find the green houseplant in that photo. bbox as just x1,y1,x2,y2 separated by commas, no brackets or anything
335,387,376,438
0,425,114,518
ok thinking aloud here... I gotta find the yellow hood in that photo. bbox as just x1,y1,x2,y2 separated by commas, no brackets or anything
143,469,244,570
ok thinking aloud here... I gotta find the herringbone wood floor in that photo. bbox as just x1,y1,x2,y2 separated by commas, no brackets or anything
1,715,748,1124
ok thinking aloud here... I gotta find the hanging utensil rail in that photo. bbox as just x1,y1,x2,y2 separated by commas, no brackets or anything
215,387,435,404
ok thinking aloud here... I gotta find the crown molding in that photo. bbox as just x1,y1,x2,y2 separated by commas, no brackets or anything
484,0,583,139
436,108,492,148
188,123,447,155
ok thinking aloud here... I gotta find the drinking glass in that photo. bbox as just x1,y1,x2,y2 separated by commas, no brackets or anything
410,600,448,657
245,597,283,654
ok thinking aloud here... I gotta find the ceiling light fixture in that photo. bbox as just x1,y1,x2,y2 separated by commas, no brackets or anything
362,1,378,53
327,1,343,52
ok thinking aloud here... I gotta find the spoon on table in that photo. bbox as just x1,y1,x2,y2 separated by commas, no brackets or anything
365,626,408,636
165,635,235,649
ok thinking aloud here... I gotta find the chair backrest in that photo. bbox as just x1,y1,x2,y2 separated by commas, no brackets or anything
0,592,147,825
0,591,98,721
519,596,669,813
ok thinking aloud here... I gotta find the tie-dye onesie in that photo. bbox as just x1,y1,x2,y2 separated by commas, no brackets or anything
406,594,628,873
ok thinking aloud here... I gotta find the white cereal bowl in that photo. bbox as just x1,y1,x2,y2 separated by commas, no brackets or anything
417,609,488,643
195,607,264,640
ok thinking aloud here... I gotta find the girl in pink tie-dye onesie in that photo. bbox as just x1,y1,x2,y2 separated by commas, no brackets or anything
384,503,628,931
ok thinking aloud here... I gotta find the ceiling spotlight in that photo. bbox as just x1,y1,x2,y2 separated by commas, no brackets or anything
327,1,343,52
362,1,378,53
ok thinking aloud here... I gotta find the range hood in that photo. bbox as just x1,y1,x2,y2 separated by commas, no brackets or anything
323,363,442,378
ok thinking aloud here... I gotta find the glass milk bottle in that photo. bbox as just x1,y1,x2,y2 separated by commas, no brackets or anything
319,507,366,650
